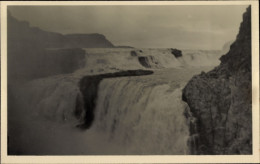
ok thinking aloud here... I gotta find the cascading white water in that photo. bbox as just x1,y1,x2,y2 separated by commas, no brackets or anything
8,48,221,155
93,77,190,154
78,48,222,72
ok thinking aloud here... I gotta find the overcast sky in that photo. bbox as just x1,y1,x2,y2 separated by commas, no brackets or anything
9,5,248,50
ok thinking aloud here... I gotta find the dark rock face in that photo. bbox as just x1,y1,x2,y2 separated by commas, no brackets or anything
182,6,251,155
138,56,151,68
171,48,182,58
116,45,134,48
221,40,234,54
76,70,153,129
130,50,138,57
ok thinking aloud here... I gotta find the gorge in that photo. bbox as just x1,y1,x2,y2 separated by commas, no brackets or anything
6,6,252,155
183,6,252,154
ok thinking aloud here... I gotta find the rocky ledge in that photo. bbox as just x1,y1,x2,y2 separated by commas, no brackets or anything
182,6,252,154
171,48,182,58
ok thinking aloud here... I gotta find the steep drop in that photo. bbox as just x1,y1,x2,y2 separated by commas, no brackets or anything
182,6,252,155
8,67,215,155
75,70,153,129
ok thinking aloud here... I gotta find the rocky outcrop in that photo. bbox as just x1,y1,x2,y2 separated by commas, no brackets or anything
75,70,153,129
116,45,134,48
221,40,234,55
130,50,138,57
182,6,251,155
171,48,182,58
138,57,151,68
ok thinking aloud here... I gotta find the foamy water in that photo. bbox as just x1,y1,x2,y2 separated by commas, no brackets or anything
8,48,221,155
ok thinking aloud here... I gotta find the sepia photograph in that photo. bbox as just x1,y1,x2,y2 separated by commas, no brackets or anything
1,1,259,163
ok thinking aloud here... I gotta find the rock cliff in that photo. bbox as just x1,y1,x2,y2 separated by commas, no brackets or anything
221,40,234,55
8,12,114,81
170,48,182,58
182,6,252,154
8,12,114,49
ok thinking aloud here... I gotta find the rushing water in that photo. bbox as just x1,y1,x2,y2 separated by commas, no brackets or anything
8,48,221,155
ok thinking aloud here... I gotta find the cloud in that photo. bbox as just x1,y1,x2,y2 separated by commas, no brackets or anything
8,5,247,49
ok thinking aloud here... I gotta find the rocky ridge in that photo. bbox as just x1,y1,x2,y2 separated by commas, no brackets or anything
8,12,114,49
182,6,252,154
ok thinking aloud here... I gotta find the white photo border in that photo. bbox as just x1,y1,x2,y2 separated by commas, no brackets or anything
1,1,259,163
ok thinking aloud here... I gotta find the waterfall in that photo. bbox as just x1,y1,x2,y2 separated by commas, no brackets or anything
92,77,190,154
78,48,222,73
8,48,221,155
